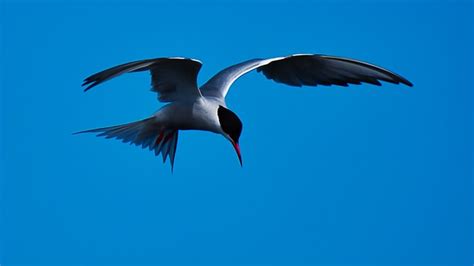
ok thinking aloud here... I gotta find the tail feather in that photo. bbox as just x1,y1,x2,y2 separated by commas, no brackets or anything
168,133,179,171
161,140,170,163
75,118,179,170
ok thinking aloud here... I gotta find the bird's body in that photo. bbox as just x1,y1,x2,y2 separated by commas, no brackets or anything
77,54,412,170
154,98,222,133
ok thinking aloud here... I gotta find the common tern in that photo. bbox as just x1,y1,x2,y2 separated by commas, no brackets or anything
77,54,412,170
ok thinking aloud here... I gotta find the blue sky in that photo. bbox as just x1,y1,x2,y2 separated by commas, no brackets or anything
1,0,472,265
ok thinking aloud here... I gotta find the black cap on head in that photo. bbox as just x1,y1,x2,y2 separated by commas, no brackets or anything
218,105,242,144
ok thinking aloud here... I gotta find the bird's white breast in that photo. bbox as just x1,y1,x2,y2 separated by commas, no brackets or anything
154,97,223,134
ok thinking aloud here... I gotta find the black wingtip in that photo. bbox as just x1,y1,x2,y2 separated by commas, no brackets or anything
391,73,413,87
403,79,414,87
82,75,99,91
82,81,96,92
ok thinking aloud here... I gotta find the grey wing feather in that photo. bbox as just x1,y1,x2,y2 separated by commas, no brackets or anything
258,55,412,88
200,58,279,99
200,54,412,101
83,57,203,102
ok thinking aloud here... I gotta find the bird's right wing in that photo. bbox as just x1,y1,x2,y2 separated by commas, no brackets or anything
200,54,412,101
83,57,203,102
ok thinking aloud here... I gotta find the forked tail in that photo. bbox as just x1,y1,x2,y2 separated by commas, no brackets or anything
75,117,179,171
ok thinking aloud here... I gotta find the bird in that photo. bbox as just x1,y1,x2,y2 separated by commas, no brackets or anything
76,54,412,171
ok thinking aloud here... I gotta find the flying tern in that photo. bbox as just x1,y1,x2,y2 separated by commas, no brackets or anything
77,54,412,170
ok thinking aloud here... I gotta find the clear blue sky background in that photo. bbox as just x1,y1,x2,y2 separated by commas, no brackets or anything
1,0,472,265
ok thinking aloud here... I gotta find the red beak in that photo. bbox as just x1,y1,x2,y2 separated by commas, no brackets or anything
231,141,243,166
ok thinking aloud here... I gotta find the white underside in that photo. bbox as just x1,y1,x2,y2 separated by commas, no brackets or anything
153,96,224,134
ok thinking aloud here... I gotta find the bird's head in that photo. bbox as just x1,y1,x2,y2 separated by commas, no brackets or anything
218,105,243,166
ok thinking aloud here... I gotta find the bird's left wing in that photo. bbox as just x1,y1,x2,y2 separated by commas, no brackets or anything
200,54,412,101
83,57,203,102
